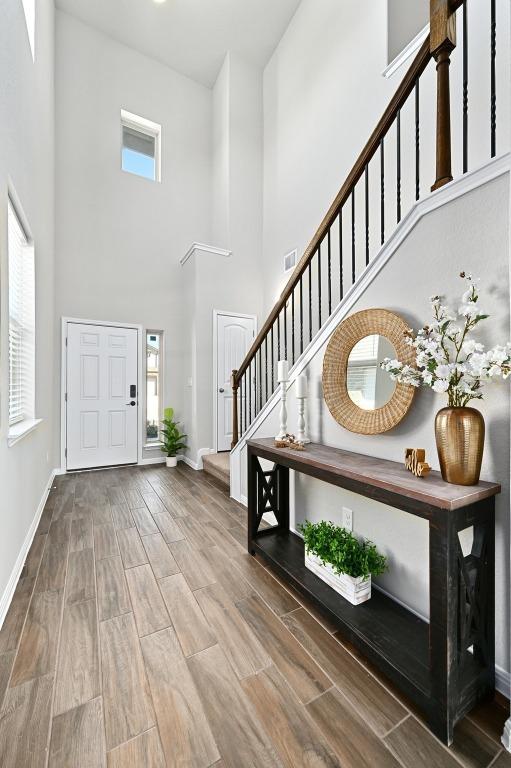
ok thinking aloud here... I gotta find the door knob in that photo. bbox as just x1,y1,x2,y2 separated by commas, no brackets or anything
219,388,225,393
126,401,136,406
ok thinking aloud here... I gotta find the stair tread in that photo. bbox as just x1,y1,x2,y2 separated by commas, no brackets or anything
203,454,230,488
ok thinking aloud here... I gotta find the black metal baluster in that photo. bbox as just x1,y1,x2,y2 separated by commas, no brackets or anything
277,311,281,361
299,276,304,355
318,247,322,329
415,78,420,200
365,165,369,266
351,189,356,284
327,229,332,316
239,377,243,436
396,109,402,222
490,0,496,157
248,362,252,425
284,302,288,362
380,138,385,245
244,372,247,434
258,348,262,412
463,0,468,173
264,335,268,404
271,324,275,393
338,209,343,300
291,289,295,365
308,262,313,342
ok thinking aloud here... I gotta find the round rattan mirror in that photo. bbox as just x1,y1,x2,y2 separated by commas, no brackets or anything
322,309,415,435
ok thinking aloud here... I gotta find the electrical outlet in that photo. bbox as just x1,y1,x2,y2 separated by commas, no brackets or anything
342,506,353,531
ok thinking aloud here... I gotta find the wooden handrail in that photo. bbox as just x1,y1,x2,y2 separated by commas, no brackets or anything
231,0,471,448
234,36,432,385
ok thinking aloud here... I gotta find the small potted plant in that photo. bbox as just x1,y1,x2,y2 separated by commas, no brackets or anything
160,407,187,468
299,520,387,605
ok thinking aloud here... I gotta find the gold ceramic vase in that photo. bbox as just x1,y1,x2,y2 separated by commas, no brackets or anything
435,407,485,485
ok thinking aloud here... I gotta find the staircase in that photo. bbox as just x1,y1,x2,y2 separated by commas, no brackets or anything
229,0,508,500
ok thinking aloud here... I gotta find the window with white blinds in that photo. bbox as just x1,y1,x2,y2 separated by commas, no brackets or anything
8,199,35,426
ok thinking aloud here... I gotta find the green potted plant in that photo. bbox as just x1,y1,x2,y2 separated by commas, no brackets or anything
160,407,187,468
299,520,387,605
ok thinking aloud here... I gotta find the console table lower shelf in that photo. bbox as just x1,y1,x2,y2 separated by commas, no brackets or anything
246,438,500,746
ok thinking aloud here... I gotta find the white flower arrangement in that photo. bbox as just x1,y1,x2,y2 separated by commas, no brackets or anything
381,273,511,408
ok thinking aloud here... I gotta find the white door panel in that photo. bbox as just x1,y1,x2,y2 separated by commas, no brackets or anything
217,314,255,452
66,322,138,469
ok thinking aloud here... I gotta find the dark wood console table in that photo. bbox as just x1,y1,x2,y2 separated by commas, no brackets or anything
247,438,500,745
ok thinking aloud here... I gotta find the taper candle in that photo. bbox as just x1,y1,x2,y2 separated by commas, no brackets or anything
296,374,307,398
277,360,289,382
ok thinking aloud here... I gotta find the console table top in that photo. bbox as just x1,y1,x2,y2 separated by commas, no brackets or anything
247,438,501,511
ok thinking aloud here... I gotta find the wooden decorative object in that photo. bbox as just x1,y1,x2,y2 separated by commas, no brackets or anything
322,309,415,435
274,435,305,451
405,448,431,478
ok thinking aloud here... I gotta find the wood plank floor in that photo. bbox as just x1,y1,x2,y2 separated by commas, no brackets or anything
0,463,508,767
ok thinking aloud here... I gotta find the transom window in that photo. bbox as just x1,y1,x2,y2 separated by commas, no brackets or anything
121,110,161,182
8,198,35,427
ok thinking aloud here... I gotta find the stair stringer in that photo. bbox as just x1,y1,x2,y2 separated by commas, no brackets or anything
230,152,510,504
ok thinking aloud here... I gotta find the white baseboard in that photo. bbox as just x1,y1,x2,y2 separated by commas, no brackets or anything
180,448,215,471
181,455,199,470
196,447,215,471
502,716,511,751
496,664,510,698
0,468,57,631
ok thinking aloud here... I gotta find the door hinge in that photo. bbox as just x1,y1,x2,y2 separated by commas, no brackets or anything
65,337,68,346
65,392,68,402
65,448,67,458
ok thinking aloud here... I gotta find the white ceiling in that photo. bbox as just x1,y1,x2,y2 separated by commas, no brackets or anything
56,0,302,87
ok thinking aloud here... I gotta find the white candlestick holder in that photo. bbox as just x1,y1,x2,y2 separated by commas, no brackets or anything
296,396,310,443
276,381,288,440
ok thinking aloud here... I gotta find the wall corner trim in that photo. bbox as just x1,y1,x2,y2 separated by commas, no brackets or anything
383,23,430,79
0,468,57,632
180,242,232,266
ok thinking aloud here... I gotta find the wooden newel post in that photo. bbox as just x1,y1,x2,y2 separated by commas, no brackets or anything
430,0,456,191
231,369,239,449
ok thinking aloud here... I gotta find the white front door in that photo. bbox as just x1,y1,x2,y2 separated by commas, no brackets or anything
216,312,256,452
66,322,139,470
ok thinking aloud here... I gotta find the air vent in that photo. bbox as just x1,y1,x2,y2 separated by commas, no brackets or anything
284,249,297,273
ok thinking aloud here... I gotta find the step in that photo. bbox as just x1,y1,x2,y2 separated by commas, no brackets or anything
202,452,230,488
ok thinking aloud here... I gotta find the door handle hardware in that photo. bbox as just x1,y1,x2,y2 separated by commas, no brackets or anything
219,388,225,393
126,401,136,406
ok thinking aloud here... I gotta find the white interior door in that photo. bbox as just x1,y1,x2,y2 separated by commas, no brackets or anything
66,322,139,470
217,312,255,452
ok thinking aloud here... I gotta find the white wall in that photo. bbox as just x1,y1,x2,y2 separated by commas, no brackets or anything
387,0,429,63
262,0,510,314
0,0,56,616
54,11,212,461
181,51,264,463
234,174,511,675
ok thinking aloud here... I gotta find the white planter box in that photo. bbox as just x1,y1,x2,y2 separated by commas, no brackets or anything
304,550,371,605
166,456,178,468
